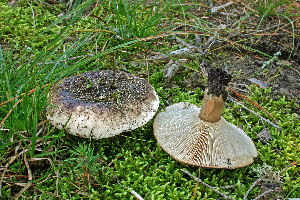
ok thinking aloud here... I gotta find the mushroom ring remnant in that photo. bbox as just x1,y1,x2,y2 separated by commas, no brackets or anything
153,102,258,169
47,70,159,139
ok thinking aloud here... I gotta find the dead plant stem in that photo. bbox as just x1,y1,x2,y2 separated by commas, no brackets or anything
180,169,235,200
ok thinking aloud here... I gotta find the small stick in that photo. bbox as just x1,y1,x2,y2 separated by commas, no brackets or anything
63,44,66,65
244,178,262,200
229,88,278,124
175,36,203,53
229,98,281,130
239,107,258,135
244,178,281,200
181,169,234,200
0,155,18,197
0,83,49,107
115,176,144,200
226,23,285,39
35,54,94,66
280,158,299,174
211,2,234,13
1,98,23,126
14,153,32,200
145,53,150,83
253,189,274,200
215,185,238,189
192,166,201,198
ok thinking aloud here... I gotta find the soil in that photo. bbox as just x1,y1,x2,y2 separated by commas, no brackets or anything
154,1,300,116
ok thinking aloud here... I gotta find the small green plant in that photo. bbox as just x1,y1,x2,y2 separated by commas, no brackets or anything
110,0,171,39
65,143,103,189
261,51,281,69
246,0,296,36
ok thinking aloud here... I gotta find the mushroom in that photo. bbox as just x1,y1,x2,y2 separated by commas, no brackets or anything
153,68,258,169
47,70,159,139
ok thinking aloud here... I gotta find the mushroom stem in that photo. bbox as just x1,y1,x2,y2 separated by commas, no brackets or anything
199,89,225,122
199,68,231,123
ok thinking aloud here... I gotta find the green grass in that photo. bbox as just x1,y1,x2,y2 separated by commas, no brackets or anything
0,0,299,199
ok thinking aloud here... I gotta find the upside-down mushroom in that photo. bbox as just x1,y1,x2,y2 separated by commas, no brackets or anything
153,68,258,169
47,70,159,139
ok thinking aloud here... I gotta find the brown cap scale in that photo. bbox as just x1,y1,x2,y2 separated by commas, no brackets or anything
153,68,258,169
47,70,159,139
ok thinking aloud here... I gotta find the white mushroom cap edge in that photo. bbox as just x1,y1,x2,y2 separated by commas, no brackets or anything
47,70,160,139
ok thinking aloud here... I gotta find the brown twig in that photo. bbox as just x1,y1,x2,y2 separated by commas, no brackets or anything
229,87,277,123
0,153,19,197
0,84,49,126
279,158,300,175
1,98,23,126
192,167,201,198
229,98,281,130
14,153,33,200
0,84,49,107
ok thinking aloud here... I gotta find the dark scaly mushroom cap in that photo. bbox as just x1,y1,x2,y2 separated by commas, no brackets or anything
153,68,258,169
47,70,159,139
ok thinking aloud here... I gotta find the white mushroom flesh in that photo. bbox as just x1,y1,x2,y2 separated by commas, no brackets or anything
153,102,258,169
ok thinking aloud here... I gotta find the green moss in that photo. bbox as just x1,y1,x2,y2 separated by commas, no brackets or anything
0,0,299,199
0,1,60,48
